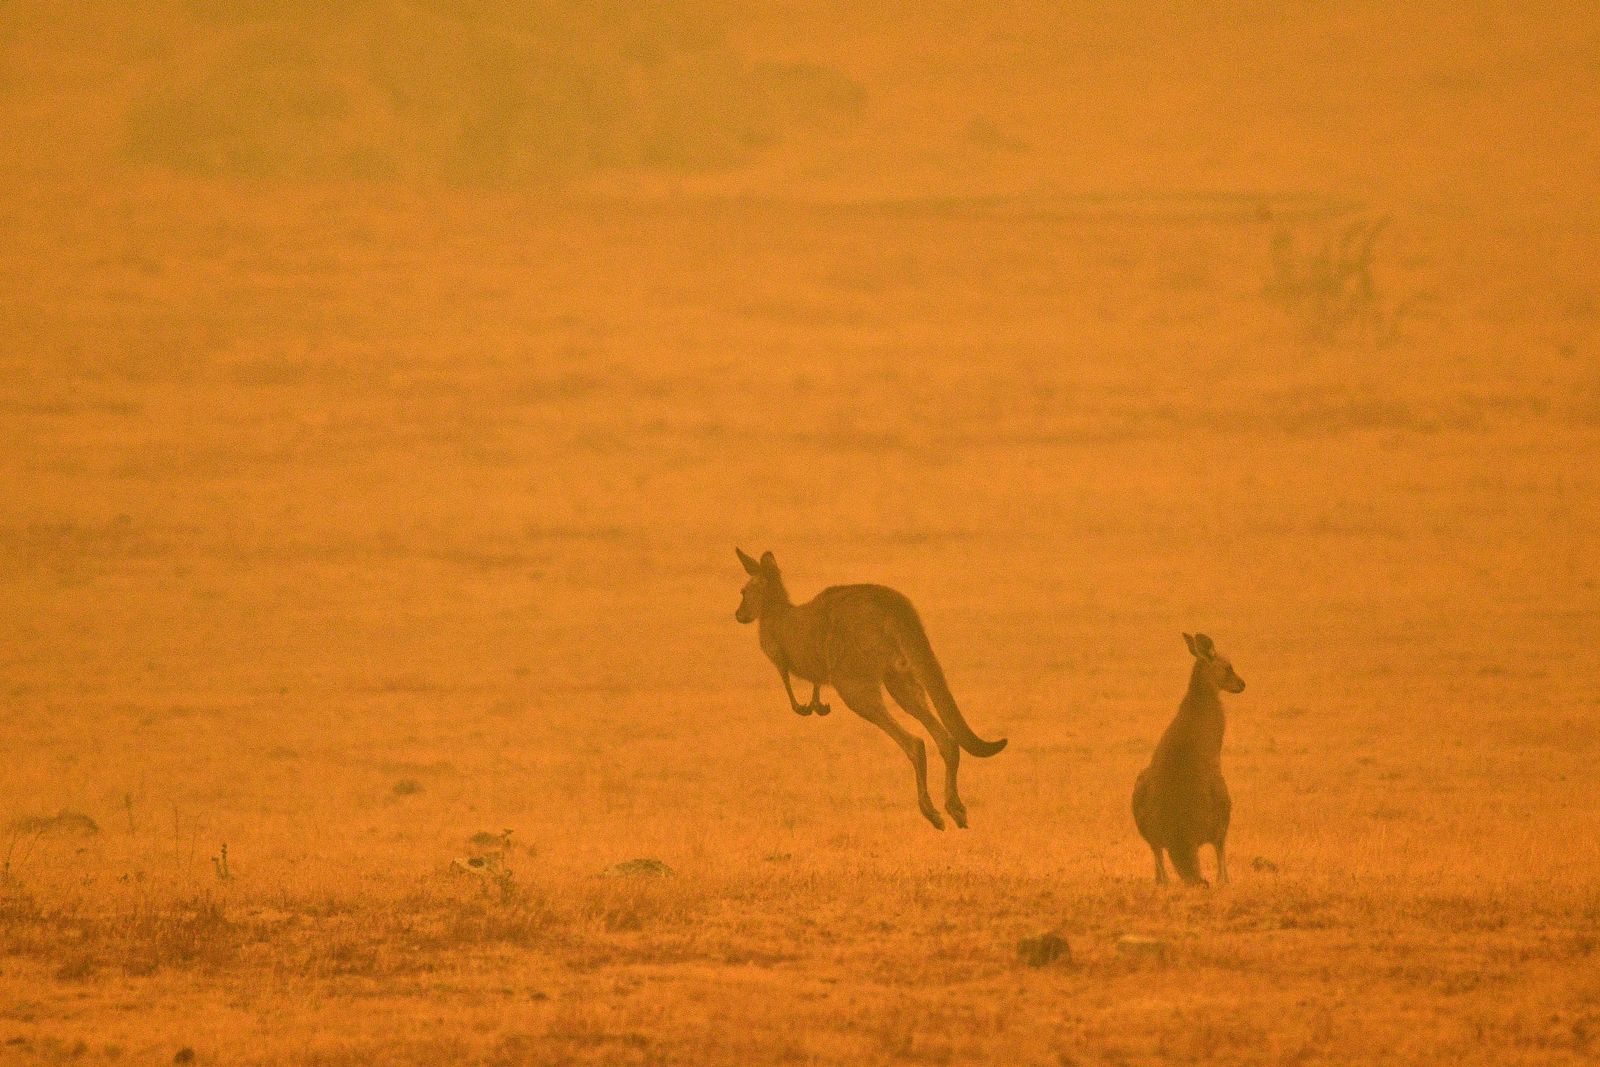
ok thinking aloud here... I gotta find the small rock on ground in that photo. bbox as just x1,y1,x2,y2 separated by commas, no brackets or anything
1017,932,1072,967
600,858,674,879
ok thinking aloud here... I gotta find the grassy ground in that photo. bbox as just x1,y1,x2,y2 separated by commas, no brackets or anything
2,180,1597,1064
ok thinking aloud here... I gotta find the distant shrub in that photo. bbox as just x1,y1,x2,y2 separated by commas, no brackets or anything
1264,214,1420,345
125,1,862,183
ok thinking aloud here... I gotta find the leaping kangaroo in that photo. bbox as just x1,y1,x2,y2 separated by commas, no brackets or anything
734,548,1006,829
1132,632,1246,885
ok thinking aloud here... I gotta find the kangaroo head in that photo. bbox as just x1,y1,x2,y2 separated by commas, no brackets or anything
734,548,781,624
1184,632,1245,693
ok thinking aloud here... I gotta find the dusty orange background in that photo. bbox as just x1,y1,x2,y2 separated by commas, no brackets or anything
2,2,1598,1064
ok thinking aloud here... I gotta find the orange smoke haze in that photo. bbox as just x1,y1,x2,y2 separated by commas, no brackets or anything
2,3,1598,1063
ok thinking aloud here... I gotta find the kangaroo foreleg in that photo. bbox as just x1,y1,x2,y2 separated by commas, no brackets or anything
806,682,831,716
778,667,813,716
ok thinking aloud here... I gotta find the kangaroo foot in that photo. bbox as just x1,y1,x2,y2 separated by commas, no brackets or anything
945,798,968,829
919,802,945,831
810,701,831,716
793,704,812,716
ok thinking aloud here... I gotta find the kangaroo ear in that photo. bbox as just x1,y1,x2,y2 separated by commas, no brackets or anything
1183,633,1198,656
759,550,778,573
1193,633,1216,659
736,547,761,575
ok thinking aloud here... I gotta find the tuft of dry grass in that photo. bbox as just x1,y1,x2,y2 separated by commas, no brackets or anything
1264,214,1425,345
0,892,236,979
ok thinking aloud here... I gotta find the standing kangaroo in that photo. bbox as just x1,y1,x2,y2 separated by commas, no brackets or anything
733,548,1006,830
1132,633,1246,886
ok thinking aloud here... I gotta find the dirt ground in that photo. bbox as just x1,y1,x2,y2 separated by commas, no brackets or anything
3,3,1599,1064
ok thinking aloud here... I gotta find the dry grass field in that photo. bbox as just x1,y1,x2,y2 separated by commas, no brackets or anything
3,2,1599,1064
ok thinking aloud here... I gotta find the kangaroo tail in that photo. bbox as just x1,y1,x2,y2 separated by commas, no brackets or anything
888,601,1007,758
1168,841,1207,886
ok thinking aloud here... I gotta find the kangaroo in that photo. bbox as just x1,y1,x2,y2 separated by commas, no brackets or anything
734,548,1006,830
1132,633,1245,886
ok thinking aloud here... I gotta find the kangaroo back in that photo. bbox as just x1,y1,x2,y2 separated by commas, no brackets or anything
886,603,1006,758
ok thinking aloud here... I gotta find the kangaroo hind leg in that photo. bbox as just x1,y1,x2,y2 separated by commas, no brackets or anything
885,669,965,828
1212,778,1232,885
835,675,943,831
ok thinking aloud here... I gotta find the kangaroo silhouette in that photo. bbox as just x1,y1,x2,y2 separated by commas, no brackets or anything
1132,633,1245,885
734,548,1006,829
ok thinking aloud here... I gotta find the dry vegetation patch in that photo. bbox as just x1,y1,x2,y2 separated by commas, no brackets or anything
118,2,861,183
5,869,1596,1063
